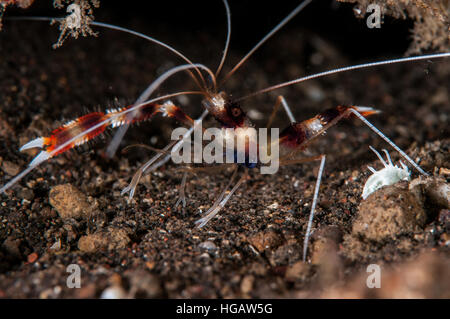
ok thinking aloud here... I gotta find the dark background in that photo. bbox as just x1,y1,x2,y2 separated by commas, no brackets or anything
7,0,413,59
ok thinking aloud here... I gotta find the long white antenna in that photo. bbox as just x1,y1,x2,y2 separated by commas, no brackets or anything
238,52,450,101
221,0,313,84
215,0,232,78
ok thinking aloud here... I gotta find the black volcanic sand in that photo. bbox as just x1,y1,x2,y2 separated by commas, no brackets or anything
0,3,449,298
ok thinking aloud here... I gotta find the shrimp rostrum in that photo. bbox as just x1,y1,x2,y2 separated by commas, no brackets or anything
1,0,449,262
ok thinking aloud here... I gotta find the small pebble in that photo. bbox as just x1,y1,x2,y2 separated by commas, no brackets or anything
1,161,20,176
49,184,92,219
240,275,254,295
285,261,310,282
78,228,130,252
248,230,283,253
100,286,127,299
199,241,217,251
27,252,38,263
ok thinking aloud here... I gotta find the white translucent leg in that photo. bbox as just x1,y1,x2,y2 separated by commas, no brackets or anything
121,140,177,199
303,154,326,262
175,172,188,208
121,110,208,199
195,168,245,228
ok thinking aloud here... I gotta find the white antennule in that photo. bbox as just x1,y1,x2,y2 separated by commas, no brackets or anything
361,146,411,200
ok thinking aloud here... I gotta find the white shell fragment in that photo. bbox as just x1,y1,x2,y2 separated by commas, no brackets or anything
362,146,411,200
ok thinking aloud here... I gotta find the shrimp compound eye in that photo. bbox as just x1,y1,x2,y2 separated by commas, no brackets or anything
231,107,242,117
222,100,247,127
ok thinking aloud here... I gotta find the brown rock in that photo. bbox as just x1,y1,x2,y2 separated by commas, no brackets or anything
78,228,130,252
27,252,38,263
2,237,22,258
49,184,92,219
126,270,163,298
240,275,254,295
311,225,341,265
311,227,342,286
0,115,13,137
311,237,338,264
378,252,450,298
75,283,97,299
409,177,450,209
285,261,311,282
248,230,283,253
353,183,426,241
1,161,20,176
249,262,267,276
438,209,449,225
341,234,372,261
321,252,450,298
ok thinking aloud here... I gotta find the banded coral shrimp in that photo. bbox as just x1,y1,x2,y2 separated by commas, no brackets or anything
0,0,448,276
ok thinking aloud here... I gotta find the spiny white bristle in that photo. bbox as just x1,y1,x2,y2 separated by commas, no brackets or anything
74,137,88,146
369,145,387,166
64,120,76,127
382,149,393,165
367,166,376,174
20,137,45,151
111,120,125,128
106,108,120,114
399,160,408,170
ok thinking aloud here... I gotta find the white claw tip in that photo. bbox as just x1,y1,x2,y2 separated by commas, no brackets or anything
354,106,381,114
20,137,45,152
120,187,129,196
29,151,51,167
195,218,207,228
